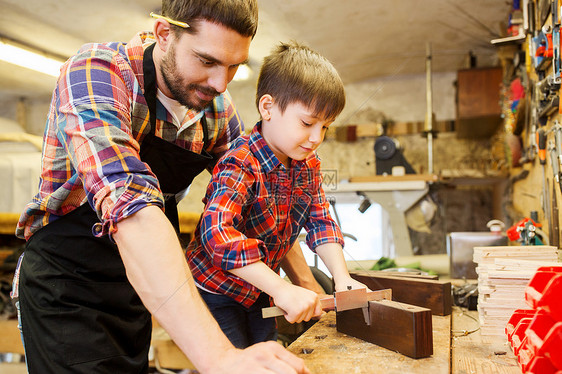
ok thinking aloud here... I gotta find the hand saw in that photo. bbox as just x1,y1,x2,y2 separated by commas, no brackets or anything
261,288,392,319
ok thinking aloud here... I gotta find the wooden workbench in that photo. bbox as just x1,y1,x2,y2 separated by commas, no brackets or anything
287,307,521,374
0,212,201,236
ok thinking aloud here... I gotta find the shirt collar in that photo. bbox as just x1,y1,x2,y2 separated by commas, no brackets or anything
248,122,309,175
126,32,206,127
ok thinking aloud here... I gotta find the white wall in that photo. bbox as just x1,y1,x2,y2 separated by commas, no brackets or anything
0,95,52,135
341,71,457,124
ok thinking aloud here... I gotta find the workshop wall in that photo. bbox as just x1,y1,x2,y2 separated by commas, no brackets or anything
0,96,51,136
0,66,503,257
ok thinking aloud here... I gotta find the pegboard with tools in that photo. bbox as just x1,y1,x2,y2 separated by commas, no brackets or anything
497,0,562,248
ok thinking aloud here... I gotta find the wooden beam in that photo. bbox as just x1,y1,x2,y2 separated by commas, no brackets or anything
0,213,20,235
350,270,452,316
354,270,438,280
336,300,433,359
349,174,439,183
177,212,201,235
0,319,25,355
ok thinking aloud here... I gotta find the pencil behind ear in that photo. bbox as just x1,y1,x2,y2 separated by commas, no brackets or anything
258,94,274,121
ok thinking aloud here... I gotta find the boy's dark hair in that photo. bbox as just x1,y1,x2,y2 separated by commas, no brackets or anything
161,0,258,38
256,41,345,121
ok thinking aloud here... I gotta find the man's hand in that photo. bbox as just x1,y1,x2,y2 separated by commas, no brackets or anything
271,283,322,324
209,342,310,374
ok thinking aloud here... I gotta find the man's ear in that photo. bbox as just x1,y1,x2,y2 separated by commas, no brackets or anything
258,94,274,121
153,19,173,52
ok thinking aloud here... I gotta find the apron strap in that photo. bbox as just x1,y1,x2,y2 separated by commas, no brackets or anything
143,43,158,133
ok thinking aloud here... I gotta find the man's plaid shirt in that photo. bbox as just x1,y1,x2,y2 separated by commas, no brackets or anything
16,32,243,240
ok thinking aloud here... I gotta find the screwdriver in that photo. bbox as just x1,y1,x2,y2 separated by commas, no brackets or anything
537,127,548,223
549,140,561,192
537,127,547,166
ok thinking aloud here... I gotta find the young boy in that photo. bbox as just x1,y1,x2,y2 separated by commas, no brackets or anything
186,41,368,348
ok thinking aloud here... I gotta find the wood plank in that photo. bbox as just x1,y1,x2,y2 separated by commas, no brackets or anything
352,269,439,280
350,270,452,315
451,308,520,373
0,319,25,355
336,300,433,359
287,311,450,374
349,174,439,183
0,213,19,235
473,246,560,336
177,212,201,235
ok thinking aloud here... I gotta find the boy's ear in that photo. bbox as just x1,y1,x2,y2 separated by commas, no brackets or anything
258,94,274,121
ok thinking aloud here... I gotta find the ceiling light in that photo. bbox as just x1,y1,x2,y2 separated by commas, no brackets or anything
233,64,251,81
0,39,64,77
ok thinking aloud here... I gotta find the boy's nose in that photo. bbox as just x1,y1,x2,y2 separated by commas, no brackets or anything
309,126,324,144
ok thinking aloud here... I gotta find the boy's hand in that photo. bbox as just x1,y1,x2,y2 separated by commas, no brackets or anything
272,283,322,324
334,276,371,293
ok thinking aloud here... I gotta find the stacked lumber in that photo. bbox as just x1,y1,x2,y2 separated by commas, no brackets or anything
473,246,560,336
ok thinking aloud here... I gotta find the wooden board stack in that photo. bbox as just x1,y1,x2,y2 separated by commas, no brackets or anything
473,246,561,336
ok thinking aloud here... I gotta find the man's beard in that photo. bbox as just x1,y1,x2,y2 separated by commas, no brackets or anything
160,44,219,111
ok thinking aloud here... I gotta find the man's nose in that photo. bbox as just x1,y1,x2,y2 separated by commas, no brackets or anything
207,67,230,94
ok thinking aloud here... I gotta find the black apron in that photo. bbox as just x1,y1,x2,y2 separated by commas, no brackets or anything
18,42,215,373
140,43,215,233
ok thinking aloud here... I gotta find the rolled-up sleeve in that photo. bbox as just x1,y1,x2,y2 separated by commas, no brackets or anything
58,47,164,237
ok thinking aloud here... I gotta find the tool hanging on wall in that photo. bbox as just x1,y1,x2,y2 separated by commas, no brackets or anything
506,217,547,245
537,128,550,224
552,181,560,247
553,0,561,85
532,25,554,74
536,75,560,120
519,84,538,165
552,120,562,193
529,1,562,120
539,0,553,27
549,135,562,194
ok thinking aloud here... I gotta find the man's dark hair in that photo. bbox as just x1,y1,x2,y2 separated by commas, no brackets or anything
162,0,258,38
256,41,346,121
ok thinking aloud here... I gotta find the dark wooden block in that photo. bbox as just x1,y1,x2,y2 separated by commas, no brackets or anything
350,270,452,316
336,300,433,359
